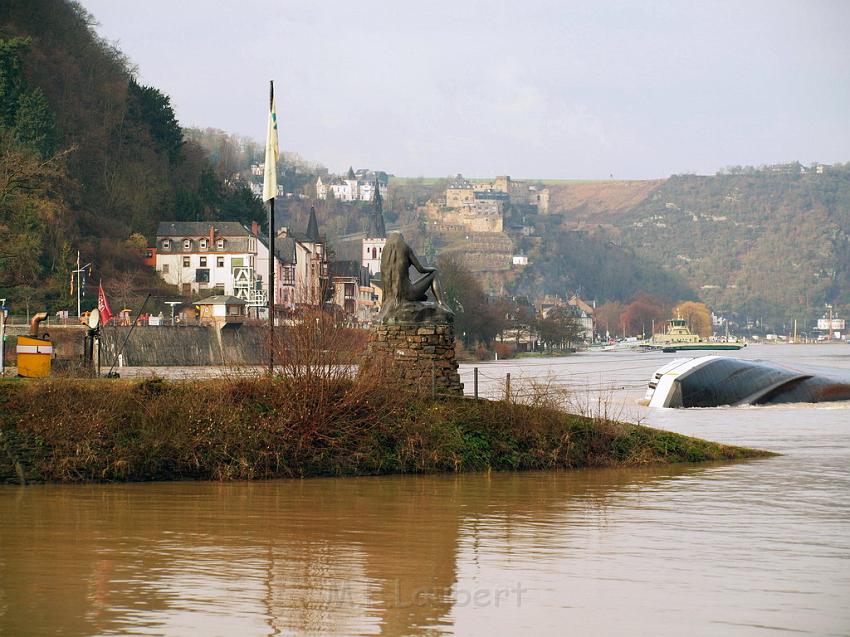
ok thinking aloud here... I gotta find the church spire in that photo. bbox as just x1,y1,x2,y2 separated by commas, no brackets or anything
305,205,320,243
366,179,386,238
373,178,383,215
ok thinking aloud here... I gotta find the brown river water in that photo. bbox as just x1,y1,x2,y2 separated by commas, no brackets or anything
1,344,849,636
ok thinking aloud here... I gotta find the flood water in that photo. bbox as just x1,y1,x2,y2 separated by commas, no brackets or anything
2,344,849,636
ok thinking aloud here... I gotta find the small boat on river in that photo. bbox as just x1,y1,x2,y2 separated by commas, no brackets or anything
650,316,745,352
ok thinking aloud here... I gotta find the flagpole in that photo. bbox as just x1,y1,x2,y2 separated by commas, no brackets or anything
77,250,81,318
267,80,275,376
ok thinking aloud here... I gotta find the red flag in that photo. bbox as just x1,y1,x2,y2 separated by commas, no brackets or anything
98,282,113,324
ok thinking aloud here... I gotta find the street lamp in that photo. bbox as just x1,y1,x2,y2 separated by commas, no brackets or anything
72,260,92,318
165,301,181,325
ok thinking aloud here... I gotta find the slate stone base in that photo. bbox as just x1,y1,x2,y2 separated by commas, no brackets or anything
366,322,463,395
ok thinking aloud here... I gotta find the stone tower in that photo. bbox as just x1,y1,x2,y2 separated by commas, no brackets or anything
362,179,387,275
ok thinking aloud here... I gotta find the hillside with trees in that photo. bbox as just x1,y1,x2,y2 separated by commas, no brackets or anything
618,168,850,328
508,224,695,308
0,0,265,311
546,167,850,328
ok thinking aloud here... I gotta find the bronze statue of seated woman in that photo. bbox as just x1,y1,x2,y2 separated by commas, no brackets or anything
379,233,453,324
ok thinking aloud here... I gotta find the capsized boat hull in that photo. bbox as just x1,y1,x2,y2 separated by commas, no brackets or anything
645,355,850,408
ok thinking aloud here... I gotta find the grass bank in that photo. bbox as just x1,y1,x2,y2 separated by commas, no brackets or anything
0,377,773,484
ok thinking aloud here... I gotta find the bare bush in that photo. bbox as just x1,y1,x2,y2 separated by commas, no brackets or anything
501,372,572,411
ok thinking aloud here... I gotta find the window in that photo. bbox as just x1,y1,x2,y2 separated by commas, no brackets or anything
216,239,225,250
162,239,171,250
183,256,190,267
200,256,207,267
372,247,377,259
183,239,191,251
200,238,208,250
162,264,169,274
196,269,210,283
217,256,224,268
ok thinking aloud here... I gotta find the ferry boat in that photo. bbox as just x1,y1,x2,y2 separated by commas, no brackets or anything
650,316,745,352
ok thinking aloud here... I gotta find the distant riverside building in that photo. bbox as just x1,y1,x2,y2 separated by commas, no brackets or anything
435,173,549,234
532,186,550,213
329,260,373,322
536,294,595,343
567,294,596,341
249,182,285,198
154,210,388,325
154,222,259,297
153,212,329,312
445,174,548,211
196,295,247,327
257,206,329,309
316,167,388,202
445,175,475,207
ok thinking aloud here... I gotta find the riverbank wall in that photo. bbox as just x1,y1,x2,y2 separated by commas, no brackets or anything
99,325,268,366
2,325,269,368
0,376,772,484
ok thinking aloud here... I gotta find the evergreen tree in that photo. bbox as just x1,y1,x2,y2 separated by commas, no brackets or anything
13,87,57,156
126,78,183,163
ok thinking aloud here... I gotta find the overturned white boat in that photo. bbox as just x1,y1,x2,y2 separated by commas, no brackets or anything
645,355,850,408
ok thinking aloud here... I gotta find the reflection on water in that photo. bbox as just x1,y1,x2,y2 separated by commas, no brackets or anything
2,345,849,636
3,460,849,636
0,466,713,636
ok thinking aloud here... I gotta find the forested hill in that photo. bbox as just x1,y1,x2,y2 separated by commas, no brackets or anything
547,167,850,326
0,0,263,308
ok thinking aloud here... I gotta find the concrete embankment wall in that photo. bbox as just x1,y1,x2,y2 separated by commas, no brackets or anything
99,325,268,366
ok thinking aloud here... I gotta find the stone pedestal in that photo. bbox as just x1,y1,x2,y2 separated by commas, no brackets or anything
366,321,463,395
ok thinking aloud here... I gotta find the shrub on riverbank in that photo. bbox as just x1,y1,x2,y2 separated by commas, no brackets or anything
0,377,772,484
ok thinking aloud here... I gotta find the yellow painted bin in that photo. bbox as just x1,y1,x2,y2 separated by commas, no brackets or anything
16,335,53,378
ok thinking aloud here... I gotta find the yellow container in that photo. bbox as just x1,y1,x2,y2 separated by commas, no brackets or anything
16,335,53,378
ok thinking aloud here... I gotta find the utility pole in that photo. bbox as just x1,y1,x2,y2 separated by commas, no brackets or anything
0,298,6,376
828,304,834,341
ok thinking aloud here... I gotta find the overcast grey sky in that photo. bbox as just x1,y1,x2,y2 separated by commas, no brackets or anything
81,0,849,179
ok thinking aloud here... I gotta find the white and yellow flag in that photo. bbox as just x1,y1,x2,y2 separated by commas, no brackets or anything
262,86,279,202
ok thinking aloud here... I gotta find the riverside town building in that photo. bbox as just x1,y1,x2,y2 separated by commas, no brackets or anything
152,193,387,324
